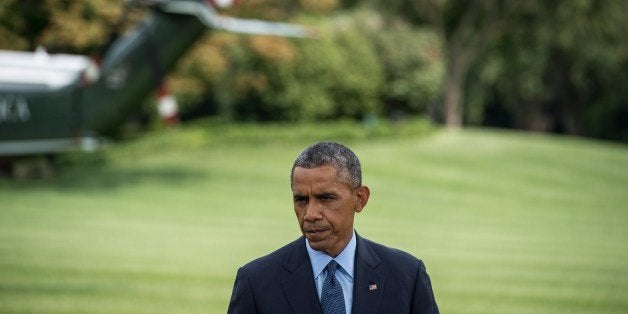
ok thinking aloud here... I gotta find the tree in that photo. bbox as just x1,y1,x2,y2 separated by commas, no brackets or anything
384,0,507,127
465,0,628,140
387,0,628,141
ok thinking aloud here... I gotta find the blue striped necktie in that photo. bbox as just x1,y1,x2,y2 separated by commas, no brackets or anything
321,260,346,314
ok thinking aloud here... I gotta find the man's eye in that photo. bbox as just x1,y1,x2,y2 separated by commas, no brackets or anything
294,197,307,203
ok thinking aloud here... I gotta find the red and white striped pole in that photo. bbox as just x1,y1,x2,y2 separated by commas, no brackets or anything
157,83,179,126
81,55,101,85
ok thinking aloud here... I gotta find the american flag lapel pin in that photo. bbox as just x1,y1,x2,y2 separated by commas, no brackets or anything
368,283,377,291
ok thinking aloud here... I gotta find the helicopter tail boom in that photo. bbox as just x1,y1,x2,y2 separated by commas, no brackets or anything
159,1,315,38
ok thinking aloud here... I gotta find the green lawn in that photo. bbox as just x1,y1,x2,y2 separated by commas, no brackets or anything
1,120,627,313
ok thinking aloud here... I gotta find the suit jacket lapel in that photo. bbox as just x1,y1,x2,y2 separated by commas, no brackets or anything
281,237,322,314
353,234,385,314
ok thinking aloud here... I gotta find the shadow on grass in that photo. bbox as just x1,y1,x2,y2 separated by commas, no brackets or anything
0,151,208,191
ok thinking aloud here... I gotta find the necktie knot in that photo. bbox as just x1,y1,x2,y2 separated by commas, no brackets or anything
326,260,339,275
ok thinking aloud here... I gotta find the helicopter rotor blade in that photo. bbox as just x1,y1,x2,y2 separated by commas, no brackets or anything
159,1,315,38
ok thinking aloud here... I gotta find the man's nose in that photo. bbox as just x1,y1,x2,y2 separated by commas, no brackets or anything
303,202,322,221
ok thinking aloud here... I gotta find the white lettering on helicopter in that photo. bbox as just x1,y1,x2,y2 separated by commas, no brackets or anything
0,95,31,123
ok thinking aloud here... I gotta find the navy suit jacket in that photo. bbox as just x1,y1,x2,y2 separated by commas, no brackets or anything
227,233,438,313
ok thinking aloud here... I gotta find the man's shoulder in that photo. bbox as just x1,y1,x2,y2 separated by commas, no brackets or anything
359,236,439,313
360,236,424,268
239,237,303,274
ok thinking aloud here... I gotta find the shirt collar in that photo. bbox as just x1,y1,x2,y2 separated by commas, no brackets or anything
305,230,356,279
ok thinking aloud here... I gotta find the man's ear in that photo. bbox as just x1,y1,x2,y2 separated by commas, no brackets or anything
354,186,370,213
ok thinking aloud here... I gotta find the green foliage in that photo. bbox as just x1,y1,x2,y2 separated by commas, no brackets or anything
390,0,628,141
463,1,628,140
176,11,388,122
370,18,444,115
273,14,385,120
0,0,124,53
0,1,49,50
174,8,444,123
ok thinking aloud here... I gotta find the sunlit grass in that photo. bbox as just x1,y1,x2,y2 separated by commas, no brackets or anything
1,121,627,313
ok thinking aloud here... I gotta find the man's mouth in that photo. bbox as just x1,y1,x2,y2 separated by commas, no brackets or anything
305,228,330,236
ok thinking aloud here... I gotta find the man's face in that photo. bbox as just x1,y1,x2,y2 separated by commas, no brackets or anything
291,165,369,257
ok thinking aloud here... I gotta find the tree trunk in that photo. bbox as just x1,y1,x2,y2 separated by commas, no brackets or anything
439,1,490,129
442,38,472,128
442,57,466,128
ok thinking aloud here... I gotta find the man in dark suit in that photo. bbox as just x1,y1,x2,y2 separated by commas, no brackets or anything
228,142,438,313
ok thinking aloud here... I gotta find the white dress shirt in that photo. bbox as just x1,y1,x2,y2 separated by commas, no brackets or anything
306,230,356,314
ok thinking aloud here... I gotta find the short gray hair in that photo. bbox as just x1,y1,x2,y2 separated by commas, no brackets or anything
291,141,362,188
